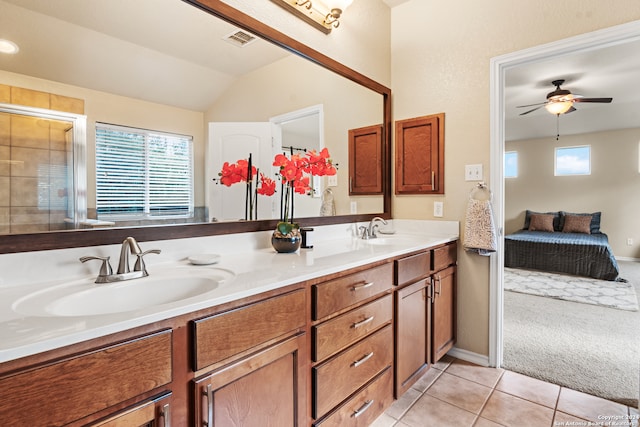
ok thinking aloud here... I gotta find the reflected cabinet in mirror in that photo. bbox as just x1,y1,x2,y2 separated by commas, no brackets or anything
0,0,391,253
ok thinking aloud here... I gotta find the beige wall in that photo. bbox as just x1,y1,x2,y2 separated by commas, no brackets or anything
206,54,384,216
221,0,391,87
0,70,205,209
390,1,640,356
505,128,640,259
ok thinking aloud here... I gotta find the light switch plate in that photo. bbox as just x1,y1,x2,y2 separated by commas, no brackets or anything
350,201,357,214
465,164,483,181
327,174,338,187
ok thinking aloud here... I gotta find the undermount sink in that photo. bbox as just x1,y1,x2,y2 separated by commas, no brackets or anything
12,266,235,317
364,235,417,246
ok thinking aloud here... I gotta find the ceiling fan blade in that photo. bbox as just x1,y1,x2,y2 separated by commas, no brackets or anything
516,102,547,108
572,97,613,103
519,105,544,115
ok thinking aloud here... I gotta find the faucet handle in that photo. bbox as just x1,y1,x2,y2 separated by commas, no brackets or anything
133,249,161,274
80,255,113,277
358,226,370,240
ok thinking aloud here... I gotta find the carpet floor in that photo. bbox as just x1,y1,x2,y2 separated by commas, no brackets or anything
503,260,640,407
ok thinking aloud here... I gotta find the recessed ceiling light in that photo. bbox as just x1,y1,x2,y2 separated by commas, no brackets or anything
0,39,19,54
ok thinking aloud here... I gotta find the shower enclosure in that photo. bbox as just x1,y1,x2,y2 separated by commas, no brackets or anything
0,103,86,234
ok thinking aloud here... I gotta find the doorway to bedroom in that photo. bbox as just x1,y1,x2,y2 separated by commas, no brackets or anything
492,21,640,408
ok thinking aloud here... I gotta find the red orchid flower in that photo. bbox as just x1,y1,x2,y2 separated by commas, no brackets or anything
256,173,276,196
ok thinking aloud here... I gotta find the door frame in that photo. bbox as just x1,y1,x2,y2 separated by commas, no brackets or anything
488,20,640,368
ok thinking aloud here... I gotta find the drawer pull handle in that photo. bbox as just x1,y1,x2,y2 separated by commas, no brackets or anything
352,400,374,418
351,281,374,291
203,384,213,427
352,315,374,329
161,403,171,427
352,351,374,368
434,275,442,297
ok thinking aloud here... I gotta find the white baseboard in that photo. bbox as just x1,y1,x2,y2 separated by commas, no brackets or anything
446,347,490,367
616,257,640,262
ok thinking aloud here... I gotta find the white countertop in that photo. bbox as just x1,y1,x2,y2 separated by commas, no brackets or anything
0,220,458,364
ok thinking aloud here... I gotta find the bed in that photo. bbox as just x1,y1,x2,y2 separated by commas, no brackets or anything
504,210,623,281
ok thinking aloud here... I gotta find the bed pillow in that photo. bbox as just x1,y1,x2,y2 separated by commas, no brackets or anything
559,211,601,234
562,214,592,234
528,214,555,232
523,210,561,231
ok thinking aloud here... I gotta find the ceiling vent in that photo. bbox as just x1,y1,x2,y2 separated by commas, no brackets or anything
223,29,258,47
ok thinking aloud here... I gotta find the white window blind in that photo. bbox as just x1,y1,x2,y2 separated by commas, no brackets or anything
95,123,194,219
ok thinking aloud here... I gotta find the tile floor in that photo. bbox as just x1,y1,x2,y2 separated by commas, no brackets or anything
372,356,639,427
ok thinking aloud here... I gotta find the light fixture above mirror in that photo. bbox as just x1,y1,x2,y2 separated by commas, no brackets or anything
272,0,353,33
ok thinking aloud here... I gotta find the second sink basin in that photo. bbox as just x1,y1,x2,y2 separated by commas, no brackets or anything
12,266,235,317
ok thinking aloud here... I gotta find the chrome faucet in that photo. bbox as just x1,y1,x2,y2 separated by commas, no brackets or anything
368,217,388,238
117,236,142,274
80,237,161,283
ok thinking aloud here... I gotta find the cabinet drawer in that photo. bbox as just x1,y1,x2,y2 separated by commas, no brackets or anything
193,289,305,371
0,330,172,427
433,242,457,272
313,294,392,362
313,263,392,320
314,367,393,427
394,251,430,286
313,325,393,419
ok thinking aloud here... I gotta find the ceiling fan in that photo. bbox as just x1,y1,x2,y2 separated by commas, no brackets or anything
517,79,613,116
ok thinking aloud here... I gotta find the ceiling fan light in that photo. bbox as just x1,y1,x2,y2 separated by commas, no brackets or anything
545,101,573,115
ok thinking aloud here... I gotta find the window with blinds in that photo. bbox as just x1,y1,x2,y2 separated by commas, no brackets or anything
95,123,194,219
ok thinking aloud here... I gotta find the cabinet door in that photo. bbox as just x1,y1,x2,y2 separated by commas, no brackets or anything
348,124,383,195
432,266,456,361
194,334,306,427
395,113,444,194
395,279,431,397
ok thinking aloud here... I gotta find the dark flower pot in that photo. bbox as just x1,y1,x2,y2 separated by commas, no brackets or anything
271,233,301,253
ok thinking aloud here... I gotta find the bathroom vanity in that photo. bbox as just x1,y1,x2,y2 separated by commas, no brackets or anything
0,221,458,426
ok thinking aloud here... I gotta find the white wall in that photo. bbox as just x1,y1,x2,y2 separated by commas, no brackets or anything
505,128,640,259
390,1,640,356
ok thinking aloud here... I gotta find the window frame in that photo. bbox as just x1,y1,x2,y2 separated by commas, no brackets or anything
554,145,591,176
504,151,518,178
95,122,194,220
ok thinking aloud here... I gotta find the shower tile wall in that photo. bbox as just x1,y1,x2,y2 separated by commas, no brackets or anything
0,84,84,234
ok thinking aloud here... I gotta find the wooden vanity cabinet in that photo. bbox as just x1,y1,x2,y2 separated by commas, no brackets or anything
393,241,457,397
0,330,173,427
431,243,457,362
191,289,307,427
310,262,394,425
394,251,432,397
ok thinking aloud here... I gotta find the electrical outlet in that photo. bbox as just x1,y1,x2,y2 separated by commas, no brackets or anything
350,201,357,214
328,174,338,187
465,164,483,181
434,201,443,217
627,238,633,246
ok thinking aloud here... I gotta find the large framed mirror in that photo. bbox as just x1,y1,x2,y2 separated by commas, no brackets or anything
0,0,391,253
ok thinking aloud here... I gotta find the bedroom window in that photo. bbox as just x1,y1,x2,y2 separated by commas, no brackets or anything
95,123,194,219
555,145,590,176
505,151,518,178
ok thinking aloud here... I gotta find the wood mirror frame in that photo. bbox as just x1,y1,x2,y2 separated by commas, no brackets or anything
0,0,391,254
